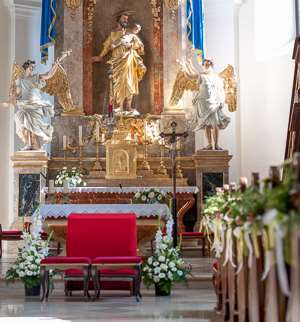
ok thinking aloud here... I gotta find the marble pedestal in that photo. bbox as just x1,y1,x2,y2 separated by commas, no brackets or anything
193,150,232,225
11,151,49,229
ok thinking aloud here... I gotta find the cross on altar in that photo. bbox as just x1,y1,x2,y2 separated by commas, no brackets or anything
160,121,188,247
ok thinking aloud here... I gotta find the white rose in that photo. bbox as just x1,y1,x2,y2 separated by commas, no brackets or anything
168,271,173,280
141,195,147,201
135,192,141,198
169,262,175,268
153,262,159,267
160,264,168,271
147,257,153,265
177,270,183,276
19,271,25,277
148,192,155,199
171,267,177,272
159,273,166,278
157,195,162,201
154,267,161,274
158,256,165,262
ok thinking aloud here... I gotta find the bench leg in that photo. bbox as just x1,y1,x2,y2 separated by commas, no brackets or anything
92,266,100,299
83,266,90,299
40,267,47,302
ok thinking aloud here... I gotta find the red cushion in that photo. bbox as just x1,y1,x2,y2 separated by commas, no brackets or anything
92,256,142,264
178,232,206,237
1,230,22,236
67,214,138,258
41,256,91,265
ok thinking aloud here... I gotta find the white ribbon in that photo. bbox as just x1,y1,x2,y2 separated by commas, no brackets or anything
275,225,290,296
261,249,273,281
223,228,236,267
244,230,254,268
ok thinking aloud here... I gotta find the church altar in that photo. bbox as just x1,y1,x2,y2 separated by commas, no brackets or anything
38,203,172,255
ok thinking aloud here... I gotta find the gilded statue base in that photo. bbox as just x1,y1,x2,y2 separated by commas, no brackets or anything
61,108,85,117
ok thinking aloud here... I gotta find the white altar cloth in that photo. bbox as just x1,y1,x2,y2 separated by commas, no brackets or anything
38,203,172,221
44,186,199,194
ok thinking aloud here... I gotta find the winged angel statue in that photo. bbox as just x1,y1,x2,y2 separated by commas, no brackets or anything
2,50,81,151
169,59,237,150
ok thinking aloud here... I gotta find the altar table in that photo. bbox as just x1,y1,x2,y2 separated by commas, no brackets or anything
38,204,172,254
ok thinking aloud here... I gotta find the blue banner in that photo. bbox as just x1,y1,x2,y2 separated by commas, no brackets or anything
186,0,205,62
40,0,57,64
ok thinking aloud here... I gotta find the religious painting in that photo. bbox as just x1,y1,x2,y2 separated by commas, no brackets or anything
83,0,163,115
18,174,40,217
202,172,223,199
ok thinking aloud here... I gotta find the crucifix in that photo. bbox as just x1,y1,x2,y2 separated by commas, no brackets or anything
160,121,188,247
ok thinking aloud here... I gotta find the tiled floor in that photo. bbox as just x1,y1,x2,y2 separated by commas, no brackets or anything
0,241,219,322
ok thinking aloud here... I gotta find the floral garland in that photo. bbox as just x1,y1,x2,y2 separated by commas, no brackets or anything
202,162,298,296
132,188,171,204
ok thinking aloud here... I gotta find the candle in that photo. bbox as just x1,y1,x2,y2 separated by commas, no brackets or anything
63,135,67,150
95,122,100,142
78,126,83,146
108,103,113,117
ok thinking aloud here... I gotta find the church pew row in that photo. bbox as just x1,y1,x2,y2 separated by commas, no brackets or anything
208,161,300,322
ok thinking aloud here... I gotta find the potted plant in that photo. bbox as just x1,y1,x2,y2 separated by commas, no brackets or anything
142,226,190,296
6,231,50,296
55,166,86,188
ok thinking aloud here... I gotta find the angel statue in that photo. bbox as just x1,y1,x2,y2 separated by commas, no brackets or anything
2,50,81,151
169,58,237,150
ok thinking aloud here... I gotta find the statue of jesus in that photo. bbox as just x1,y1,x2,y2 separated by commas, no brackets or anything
92,12,146,115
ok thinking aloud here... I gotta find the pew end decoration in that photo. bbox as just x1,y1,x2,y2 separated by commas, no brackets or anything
201,158,300,321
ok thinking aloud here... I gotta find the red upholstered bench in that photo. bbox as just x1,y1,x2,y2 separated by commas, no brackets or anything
0,224,22,258
41,213,142,301
65,214,142,301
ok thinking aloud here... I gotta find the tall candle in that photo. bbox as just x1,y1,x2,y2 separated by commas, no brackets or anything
95,122,100,142
78,126,83,146
63,135,67,150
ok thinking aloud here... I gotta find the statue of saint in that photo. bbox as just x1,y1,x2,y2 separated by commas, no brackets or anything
191,59,230,150
92,12,146,115
13,60,54,151
169,58,235,150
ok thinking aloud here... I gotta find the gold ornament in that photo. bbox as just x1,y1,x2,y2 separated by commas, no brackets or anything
164,0,179,11
64,0,82,10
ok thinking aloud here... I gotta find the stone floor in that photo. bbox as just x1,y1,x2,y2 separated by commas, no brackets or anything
0,241,220,322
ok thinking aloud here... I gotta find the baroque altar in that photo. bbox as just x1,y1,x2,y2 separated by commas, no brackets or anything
8,0,235,233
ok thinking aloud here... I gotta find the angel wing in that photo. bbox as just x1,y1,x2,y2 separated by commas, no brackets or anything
8,62,25,105
169,61,199,106
218,64,237,112
41,50,82,115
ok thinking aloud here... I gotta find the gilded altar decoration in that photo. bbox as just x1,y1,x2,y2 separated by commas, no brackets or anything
150,0,161,30
41,50,84,116
8,63,25,105
86,0,96,34
64,0,81,11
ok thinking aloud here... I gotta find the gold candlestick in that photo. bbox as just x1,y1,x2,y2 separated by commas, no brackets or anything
157,142,168,175
93,140,102,171
176,141,183,178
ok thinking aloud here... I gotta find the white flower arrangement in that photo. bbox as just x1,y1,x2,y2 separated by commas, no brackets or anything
55,166,86,187
132,188,170,204
6,208,50,289
142,224,190,294
6,231,50,289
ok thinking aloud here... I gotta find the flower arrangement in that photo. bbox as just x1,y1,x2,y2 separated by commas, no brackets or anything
6,232,50,289
142,222,190,295
132,188,170,204
55,166,86,187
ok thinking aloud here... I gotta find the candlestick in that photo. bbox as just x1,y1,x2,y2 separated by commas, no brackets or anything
95,122,100,142
78,125,83,146
63,135,67,150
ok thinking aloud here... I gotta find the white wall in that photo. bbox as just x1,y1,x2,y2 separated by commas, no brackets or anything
239,0,295,180
0,0,14,229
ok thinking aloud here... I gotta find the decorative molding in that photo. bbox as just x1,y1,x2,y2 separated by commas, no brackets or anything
13,0,41,18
